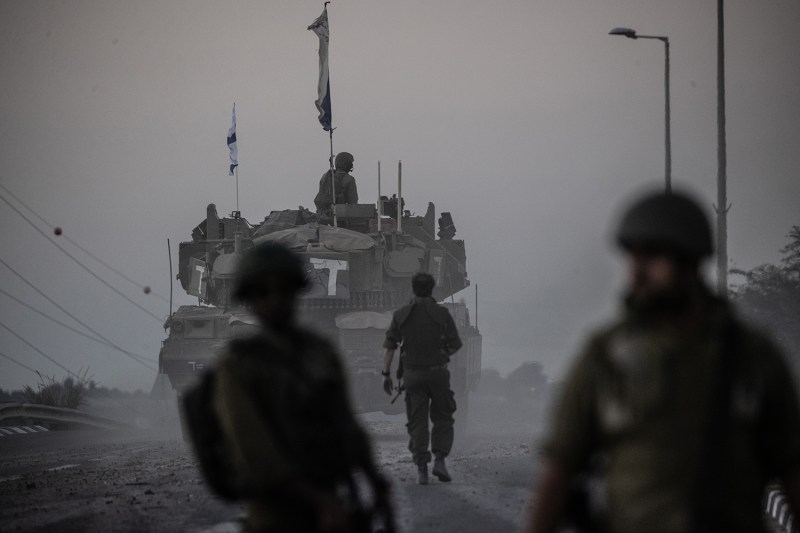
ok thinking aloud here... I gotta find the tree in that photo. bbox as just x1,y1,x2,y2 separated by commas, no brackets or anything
731,226,800,376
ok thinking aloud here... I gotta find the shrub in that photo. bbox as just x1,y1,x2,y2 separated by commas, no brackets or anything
21,369,91,409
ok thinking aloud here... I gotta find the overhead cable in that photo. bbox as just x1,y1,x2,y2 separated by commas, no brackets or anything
0,182,171,305
0,286,155,364
0,348,39,375
0,321,79,378
0,190,163,324
0,257,157,370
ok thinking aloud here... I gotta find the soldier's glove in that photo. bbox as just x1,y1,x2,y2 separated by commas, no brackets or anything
382,375,394,396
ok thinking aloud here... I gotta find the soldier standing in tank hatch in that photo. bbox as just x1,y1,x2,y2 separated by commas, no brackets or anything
209,243,393,533
526,190,800,533
382,272,463,485
315,151,359,222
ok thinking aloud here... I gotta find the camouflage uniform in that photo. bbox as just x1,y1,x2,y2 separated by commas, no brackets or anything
213,326,376,532
384,296,463,465
543,292,800,533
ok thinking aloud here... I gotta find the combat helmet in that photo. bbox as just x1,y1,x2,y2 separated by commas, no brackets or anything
335,152,354,171
616,190,713,259
233,243,308,302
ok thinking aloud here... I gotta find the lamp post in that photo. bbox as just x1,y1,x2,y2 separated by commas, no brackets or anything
609,27,671,194
716,0,729,296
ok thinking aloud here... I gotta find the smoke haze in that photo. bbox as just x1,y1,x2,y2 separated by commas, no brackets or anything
1,0,798,392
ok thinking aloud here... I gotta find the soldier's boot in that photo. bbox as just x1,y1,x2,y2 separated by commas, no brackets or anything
432,456,452,482
417,464,429,485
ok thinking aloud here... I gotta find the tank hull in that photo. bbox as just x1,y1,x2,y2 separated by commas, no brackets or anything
159,302,480,415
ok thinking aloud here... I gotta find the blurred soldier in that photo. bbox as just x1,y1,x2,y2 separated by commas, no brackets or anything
315,151,359,221
211,243,392,533
382,272,463,485
526,190,800,533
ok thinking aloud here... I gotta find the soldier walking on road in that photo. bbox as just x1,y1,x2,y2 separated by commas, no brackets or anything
526,190,800,533
197,243,392,533
382,272,463,485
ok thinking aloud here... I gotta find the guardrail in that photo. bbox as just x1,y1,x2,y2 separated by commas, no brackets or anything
0,403,130,430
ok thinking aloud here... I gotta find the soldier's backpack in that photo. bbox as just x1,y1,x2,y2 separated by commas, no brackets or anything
181,369,242,501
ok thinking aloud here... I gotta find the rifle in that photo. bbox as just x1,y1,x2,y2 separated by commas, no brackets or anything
390,358,405,404
390,383,405,405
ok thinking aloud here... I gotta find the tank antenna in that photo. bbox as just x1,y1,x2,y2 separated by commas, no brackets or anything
475,283,478,330
397,160,402,233
167,238,173,317
377,160,382,232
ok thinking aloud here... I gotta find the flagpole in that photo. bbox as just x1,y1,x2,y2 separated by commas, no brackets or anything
330,127,337,227
326,2,336,228
309,3,335,226
235,165,240,215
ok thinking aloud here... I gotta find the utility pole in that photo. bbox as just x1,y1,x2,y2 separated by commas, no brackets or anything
716,0,730,296
664,37,671,193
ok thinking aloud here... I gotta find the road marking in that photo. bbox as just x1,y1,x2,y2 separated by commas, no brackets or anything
0,425,49,436
46,464,79,472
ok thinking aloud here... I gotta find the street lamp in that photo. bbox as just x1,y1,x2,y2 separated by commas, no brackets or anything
609,27,672,193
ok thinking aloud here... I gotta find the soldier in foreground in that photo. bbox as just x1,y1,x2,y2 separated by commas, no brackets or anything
526,190,800,533
203,243,392,532
382,272,463,485
314,151,359,221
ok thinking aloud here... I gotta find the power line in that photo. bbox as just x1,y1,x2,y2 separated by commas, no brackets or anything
0,349,39,375
0,321,78,378
0,286,155,364
0,257,157,371
0,190,163,324
0,182,171,305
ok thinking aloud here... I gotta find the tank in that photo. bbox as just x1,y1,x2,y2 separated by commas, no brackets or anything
158,198,481,414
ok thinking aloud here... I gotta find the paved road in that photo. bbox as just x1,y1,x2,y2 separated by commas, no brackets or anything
0,409,540,532
0,426,243,532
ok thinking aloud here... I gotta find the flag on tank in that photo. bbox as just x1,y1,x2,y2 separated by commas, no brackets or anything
227,103,238,176
308,7,332,131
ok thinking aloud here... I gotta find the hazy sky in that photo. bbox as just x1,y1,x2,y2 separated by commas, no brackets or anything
1,1,798,392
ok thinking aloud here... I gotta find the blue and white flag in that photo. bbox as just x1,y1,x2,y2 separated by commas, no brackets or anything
308,7,332,131
227,103,238,176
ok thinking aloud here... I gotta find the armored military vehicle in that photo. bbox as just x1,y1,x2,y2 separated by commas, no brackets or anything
158,197,481,414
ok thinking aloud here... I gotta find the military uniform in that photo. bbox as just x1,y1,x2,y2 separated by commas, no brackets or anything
213,326,376,532
384,296,463,466
544,293,800,533
314,170,358,213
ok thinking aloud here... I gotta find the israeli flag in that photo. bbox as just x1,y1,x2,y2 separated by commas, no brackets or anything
227,103,238,176
308,7,332,131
